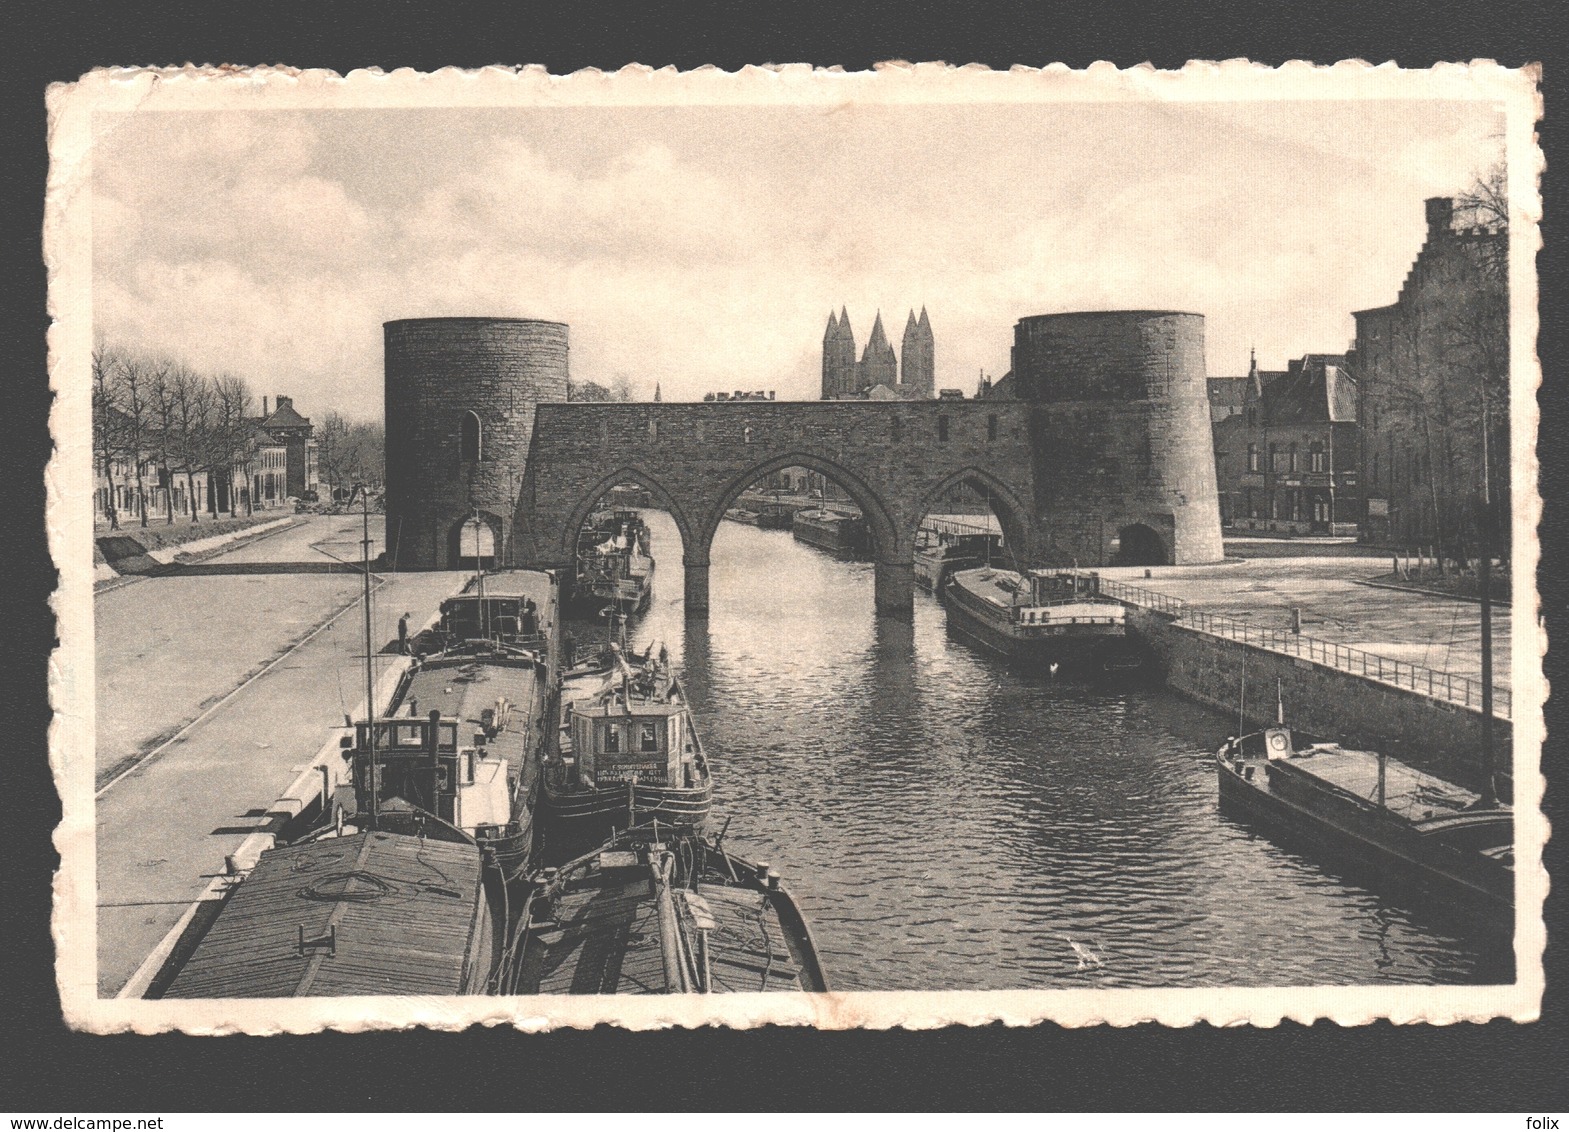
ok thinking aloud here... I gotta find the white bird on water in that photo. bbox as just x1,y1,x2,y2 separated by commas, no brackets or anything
1049,662,1060,678
1064,936,1105,971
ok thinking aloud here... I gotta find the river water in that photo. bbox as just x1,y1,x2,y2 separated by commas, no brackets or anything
566,510,1512,991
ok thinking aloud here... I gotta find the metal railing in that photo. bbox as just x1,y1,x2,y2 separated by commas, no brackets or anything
1092,575,1511,719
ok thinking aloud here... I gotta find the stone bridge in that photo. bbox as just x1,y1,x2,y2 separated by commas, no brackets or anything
513,398,1215,613
384,311,1225,615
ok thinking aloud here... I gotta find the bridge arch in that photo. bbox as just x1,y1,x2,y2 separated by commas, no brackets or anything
914,465,1038,570
527,463,699,567
702,449,902,565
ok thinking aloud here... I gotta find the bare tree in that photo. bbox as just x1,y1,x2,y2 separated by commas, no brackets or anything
315,411,351,503
610,373,635,402
342,421,385,492
113,353,156,528
92,342,125,529
170,364,215,522
211,374,256,517
147,359,180,524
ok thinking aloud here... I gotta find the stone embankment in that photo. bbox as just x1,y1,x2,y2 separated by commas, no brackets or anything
94,514,298,587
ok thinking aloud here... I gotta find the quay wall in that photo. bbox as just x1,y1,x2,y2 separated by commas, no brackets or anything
1128,608,1513,792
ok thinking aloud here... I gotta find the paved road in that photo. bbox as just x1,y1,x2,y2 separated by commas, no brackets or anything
95,514,470,996
1099,555,1513,691
95,517,370,784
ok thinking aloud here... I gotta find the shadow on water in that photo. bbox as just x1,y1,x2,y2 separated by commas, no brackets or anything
567,508,1513,991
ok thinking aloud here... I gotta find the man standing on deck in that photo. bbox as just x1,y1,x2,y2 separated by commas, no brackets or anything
398,612,410,654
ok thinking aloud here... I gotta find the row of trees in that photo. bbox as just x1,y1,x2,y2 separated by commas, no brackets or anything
92,342,385,529
92,344,262,529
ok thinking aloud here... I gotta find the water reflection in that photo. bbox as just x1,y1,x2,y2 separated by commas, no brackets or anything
560,510,1511,990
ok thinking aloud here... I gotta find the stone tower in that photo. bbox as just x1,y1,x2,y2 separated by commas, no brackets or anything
900,307,934,399
860,311,898,391
383,316,570,569
821,306,858,398
1010,310,1224,566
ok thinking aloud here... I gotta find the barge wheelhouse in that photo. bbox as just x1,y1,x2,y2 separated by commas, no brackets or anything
542,645,713,858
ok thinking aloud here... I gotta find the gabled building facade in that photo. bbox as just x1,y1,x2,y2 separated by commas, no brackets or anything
1214,352,1360,535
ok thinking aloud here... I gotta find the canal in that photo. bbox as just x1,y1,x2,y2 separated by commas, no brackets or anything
565,510,1512,991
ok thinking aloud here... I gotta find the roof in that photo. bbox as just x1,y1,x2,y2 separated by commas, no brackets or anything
1207,376,1249,407
161,831,490,998
260,400,311,429
1263,355,1356,425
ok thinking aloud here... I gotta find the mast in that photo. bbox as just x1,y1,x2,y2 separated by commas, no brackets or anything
356,483,379,827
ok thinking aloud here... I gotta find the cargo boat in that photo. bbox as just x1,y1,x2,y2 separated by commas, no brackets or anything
791,508,868,557
723,507,761,525
501,821,829,995
576,508,655,613
943,566,1144,673
541,641,713,859
1217,720,1514,923
913,529,1003,592
159,826,503,998
155,491,512,998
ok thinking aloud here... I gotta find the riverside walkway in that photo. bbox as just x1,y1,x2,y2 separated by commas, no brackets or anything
1096,551,1516,719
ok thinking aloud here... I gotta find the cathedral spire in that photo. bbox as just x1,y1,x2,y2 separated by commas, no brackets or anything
654,382,662,403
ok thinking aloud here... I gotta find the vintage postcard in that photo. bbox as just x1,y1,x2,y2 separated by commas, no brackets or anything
46,61,1544,1034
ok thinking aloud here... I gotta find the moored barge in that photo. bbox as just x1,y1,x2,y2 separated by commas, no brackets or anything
791,508,868,558
576,508,655,613
502,821,829,994
541,643,713,859
943,566,1143,673
914,530,1004,592
1217,722,1514,923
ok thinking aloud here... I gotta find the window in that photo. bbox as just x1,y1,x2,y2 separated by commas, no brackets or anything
937,416,950,443
603,725,621,754
1309,443,1327,473
460,410,483,462
1247,444,1259,472
1288,444,1298,473
987,414,998,442
891,418,902,442
640,723,659,752
1268,444,1280,472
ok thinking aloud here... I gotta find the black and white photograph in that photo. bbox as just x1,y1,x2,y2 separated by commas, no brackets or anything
46,61,1543,1032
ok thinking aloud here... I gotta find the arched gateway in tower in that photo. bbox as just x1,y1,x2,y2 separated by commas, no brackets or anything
385,310,1222,614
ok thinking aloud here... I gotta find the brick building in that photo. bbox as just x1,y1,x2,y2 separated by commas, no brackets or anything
1213,352,1359,535
94,409,292,526
255,395,319,499
1353,196,1508,550
821,307,935,400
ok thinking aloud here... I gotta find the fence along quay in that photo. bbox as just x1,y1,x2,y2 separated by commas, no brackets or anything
1094,576,1510,719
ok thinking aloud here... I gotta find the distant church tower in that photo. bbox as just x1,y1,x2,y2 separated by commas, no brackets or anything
860,311,898,391
821,305,933,399
900,307,934,399
822,307,858,398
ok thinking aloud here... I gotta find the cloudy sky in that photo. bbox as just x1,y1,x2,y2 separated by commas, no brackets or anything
91,98,1502,422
